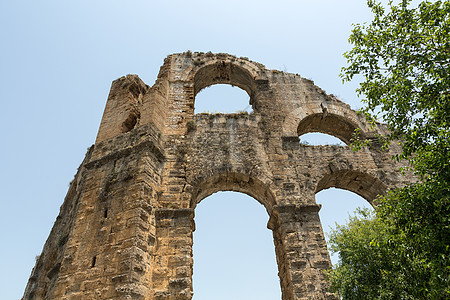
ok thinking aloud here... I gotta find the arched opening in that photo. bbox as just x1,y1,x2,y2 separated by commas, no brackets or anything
192,61,256,115
194,84,253,114
193,191,281,299
190,172,276,212
316,188,374,265
299,132,346,146
315,170,384,265
297,113,360,145
316,170,387,205
193,61,255,97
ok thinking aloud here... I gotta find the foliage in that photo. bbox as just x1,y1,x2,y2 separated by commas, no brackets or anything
330,186,450,299
345,0,450,176
328,209,414,299
329,0,450,298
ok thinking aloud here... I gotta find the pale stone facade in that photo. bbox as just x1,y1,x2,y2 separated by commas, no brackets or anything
23,52,412,299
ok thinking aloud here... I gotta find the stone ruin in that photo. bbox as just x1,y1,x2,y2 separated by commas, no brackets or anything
23,52,412,299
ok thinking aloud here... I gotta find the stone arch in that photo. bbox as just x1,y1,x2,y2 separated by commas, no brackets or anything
192,191,281,299
189,172,277,214
192,61,256,98
315,169,387,205
161,53,271,135
297,113,359,145
282,100,368,143
188,171,292,298
184,55,267,114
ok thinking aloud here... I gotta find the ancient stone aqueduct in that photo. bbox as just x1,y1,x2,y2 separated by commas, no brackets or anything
23,52,411,299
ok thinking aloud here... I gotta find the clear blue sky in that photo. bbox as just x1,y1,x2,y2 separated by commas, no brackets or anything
0,1,393,299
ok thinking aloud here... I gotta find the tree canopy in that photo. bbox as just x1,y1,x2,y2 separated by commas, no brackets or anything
328,1,450,298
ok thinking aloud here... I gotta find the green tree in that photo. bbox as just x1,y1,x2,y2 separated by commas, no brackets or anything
328,0,450,298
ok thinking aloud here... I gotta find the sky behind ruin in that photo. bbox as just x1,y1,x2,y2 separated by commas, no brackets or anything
0,1,389,298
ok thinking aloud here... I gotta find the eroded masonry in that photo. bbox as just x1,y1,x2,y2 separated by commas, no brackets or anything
23,52,412,299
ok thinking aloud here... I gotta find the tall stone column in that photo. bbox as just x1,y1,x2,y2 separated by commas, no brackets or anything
152,209,195,299
272,204,337,300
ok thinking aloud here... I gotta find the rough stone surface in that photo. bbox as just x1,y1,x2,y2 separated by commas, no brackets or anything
23,52,413,299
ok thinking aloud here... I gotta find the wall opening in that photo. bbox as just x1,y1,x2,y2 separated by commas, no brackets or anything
316,188,374,265
299,132,346,146
194,84,253,114
193,191,280,299
297,113,359,145
316,170,386,204
91,256,96,268
121,111,139,133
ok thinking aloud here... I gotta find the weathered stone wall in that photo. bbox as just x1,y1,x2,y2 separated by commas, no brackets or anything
23,52,413,299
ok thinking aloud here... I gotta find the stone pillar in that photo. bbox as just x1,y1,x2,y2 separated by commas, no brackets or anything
272,204,337,300
152,209,195,299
